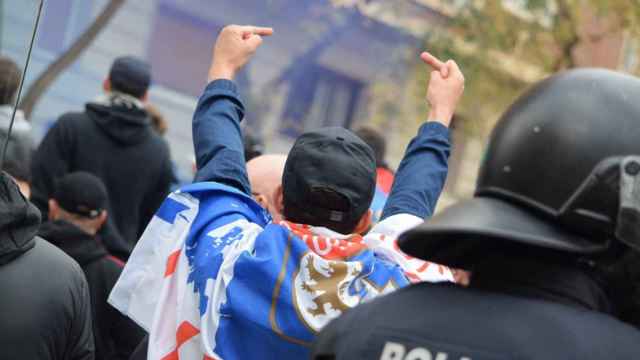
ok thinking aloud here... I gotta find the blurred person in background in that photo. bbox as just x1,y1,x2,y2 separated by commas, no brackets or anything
0,172,94,359
145,104,169,136
31,56,174,258
110,25,461,360
39,172,145,360
243,126,264,162
312,68,640,359
145,104,181,190
355,126,394,224
355,126,394,193
0,56,33,198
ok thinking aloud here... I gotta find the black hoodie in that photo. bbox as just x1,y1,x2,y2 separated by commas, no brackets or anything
0,173,94,359
39,220,145,360
31,102,174,257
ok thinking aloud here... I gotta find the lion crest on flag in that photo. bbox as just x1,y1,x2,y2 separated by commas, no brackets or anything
293,253,364,331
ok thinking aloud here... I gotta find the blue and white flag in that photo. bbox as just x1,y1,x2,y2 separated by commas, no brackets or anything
109,182,452,360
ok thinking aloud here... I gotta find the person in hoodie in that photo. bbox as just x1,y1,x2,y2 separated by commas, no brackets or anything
109,26,461,359
39,172,145,360
0,56,33,198
31,56,174,258
0,171,94,359
355,126,395,225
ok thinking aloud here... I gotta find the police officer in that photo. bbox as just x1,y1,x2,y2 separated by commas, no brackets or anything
311,68,640,359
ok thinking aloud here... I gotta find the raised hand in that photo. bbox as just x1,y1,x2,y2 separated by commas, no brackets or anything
208,25,274,82
420,51,465,127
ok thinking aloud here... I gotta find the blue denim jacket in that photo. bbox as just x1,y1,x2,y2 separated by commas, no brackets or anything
193,79,451,222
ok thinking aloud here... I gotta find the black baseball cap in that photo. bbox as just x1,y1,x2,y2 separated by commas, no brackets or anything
282,127,376,234
109,56,151,99
53,172,108,219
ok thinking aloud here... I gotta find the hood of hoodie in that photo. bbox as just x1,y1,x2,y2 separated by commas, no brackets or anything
86,100,152,146
0,172,40,265
0,105,31,138
38,220,107,267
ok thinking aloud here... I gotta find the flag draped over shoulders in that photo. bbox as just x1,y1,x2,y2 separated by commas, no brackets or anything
109,182,452,360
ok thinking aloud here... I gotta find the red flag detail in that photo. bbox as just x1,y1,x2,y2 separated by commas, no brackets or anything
164,250,182,277
160,321,201,360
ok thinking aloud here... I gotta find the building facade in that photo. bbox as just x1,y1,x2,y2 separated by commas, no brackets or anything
2,0,432,180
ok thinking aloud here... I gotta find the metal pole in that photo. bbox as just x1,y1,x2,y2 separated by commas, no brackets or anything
0,0,43,171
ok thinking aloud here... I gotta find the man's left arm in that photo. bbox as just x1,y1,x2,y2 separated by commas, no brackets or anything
380,123,450,221
192,25,273,195
192,80,249,194
367,53,464,283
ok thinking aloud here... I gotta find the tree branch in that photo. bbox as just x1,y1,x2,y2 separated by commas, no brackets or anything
19,0,126,118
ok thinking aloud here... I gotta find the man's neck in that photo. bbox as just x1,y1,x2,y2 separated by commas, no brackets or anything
470,257,612,314
59,218,97,236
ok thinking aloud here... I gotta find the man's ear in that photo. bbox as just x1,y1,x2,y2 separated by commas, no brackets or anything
48,199,59,221
96,210,108,231
103,78,111,93
353,209,373,235
274,184,284,215
141,91,149,103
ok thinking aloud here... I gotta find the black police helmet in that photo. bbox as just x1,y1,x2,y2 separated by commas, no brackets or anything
399,69,640,269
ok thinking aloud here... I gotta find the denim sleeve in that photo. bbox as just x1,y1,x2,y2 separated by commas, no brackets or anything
381,122,451,220
192,79,251,195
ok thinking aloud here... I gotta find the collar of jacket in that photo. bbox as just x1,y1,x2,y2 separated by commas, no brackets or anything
93,91,145,110
470,254,613,314
38,220,108,267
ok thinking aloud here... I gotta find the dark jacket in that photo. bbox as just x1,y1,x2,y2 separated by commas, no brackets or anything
31,102,173,256
0,173,94,359
312,260,640,359
39,220,146,360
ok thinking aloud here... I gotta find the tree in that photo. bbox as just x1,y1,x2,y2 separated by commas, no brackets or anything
419,0,640,137
19,0,126,118
449,0,640,72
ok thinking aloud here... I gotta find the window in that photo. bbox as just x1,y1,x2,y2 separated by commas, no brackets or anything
281,64,364,137
36,0,94,54
148,2,221,97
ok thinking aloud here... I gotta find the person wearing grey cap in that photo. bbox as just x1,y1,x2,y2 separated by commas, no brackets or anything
31,56,174,259
39,172,145,360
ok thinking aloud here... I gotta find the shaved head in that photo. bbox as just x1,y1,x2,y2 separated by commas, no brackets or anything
247,154,287,222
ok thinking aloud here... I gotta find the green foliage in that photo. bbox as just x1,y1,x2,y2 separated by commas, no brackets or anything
420,0,640,137
450,0,640,71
